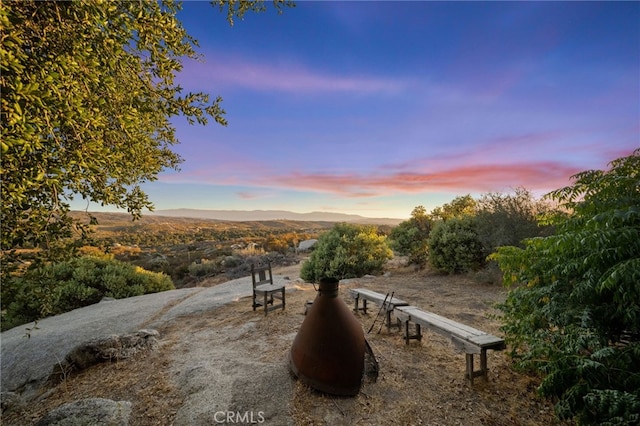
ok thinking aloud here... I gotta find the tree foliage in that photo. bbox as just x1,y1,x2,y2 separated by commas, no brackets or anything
430,194,476,221
1,255,174,331
212,0,294,26
388,205,433,267
300,223,392,283
0,0,293,271
475,187,555,255
490,150,640,424
427,215,484,274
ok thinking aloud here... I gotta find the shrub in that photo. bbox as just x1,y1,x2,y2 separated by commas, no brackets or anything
490,150,640,424
1,256,174,331
427,216,484,274
188,258,221,277
300,223,392,283
475,187,555,256
389,206,433,268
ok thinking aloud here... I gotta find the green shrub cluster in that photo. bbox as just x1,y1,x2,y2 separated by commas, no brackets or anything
491,150,640,424
300,223,392,283
427,216,484,274
388,206,432,267
1,255,174,331
389,191,553,275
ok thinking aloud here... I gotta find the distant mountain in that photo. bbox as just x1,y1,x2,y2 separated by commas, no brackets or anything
147,209,404,225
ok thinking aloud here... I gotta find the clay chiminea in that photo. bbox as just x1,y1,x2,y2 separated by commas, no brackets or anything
289,277,365,396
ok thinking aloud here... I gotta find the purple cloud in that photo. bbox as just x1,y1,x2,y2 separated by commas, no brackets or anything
178,53,407,94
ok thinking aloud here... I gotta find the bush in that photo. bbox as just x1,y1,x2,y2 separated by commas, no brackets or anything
490,150,640,424
389,206,433,268
475,187,555,256
188,258,221,277
300,223,392,283
1,256,174,331
427,216,484,274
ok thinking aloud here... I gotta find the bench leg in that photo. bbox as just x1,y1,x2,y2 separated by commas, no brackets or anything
354,296,359,313
466,354,474,385
480,349,488,378
401,321,422,344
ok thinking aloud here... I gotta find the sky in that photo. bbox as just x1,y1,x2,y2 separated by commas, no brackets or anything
78,1,639,219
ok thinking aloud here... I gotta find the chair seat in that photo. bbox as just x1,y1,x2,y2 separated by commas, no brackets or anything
255,284,284,293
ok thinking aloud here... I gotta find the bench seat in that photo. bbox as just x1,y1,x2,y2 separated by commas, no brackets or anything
395,305,505,383
349,288,408,331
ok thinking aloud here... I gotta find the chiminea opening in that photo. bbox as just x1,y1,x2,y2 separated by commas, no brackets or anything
289,277,367,396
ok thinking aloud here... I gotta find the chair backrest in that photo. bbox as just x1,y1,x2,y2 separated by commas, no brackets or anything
251,262,273,288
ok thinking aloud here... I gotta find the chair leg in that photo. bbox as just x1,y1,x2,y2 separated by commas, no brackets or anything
264,293,268,316
282,288,285,311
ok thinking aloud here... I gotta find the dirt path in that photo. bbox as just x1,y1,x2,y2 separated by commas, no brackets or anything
3,264,565,425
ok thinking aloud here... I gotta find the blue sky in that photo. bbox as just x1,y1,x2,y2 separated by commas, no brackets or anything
79,1,639,219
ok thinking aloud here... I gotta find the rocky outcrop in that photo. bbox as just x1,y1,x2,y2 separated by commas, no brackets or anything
36,398,132,426
1,275,297,403
48,329,160,386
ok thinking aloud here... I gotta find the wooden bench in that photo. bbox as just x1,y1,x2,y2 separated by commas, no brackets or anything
394,305,505,384
349,288,409,331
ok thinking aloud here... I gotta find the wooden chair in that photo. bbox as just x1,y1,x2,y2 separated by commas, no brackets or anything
251,262,285,315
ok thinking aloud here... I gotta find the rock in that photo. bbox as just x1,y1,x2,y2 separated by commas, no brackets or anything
0,391,21,414
36,398,132,426
48,330,159,385
1,274,298,406
0,288,203,401
297,239,318,252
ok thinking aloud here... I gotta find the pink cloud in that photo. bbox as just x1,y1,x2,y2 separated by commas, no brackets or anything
180,54,406,94
261,161,581,197
236,191,260,199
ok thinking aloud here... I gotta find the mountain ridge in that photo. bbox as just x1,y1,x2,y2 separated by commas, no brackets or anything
147,208,404,225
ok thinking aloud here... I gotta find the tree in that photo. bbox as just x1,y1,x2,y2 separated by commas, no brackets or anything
300,223,392,283
427,215,484,274
0,0,292,269
389,205,433,267
429,194,476,221
490,150,640,424
475,187,555,256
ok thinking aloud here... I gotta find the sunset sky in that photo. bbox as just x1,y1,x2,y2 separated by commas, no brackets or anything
79,1,639,219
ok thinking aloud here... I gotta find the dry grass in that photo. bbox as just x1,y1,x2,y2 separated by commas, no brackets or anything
3,265,569,425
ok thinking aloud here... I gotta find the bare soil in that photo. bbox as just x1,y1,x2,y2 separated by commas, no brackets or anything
3,263,569,425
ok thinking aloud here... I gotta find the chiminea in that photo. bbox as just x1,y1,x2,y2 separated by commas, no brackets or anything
289,277,365,396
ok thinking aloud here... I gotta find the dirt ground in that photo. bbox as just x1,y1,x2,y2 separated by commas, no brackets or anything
3,263,569,425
